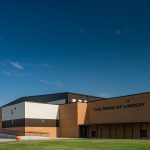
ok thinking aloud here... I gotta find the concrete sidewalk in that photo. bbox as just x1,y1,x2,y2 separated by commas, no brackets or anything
0,139,16,142
0,137,79,142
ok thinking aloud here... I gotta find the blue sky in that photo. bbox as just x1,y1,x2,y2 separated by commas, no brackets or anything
0,0,150,105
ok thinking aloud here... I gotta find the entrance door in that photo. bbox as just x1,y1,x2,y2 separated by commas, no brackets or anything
79,126,87,138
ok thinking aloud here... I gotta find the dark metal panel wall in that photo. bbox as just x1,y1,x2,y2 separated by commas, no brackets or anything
2,119,59,128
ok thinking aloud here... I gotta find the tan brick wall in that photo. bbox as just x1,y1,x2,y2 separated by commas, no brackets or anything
88,93,150,124
59,103,79,138
77,103,88,125
25,127,58,138
59,102,88,138
2,127,58,137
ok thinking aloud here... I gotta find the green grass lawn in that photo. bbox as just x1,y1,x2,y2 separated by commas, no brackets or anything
0,139,150,150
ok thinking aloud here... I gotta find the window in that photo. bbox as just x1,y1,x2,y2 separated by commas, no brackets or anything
140,130,147,138
91,130,97,138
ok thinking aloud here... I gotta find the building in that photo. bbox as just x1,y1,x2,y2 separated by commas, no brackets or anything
0,92,150,139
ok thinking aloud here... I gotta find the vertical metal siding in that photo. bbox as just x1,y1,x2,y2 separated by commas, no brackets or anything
25,102,59,119
2,102,25,121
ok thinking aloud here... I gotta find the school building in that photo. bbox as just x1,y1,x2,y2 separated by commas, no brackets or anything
0,92,150,139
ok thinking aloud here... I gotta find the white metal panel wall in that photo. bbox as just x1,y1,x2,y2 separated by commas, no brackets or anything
25,102,59,119
2,102,25,121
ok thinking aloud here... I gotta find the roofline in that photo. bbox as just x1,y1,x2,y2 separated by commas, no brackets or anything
3,91,149,107
66,91,105,99
108,91,150,100
20,92,69,99
13,91,104,100
87,92,150,103
2,91,105,107
2,92,68,107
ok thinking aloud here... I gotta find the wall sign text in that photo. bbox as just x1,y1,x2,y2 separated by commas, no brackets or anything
93,102,145,111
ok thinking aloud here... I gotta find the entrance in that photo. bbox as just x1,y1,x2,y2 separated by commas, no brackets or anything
79,126,88,138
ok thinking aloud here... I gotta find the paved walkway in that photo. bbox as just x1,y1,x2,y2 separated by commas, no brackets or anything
0,139,16,142
0,137,79,142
